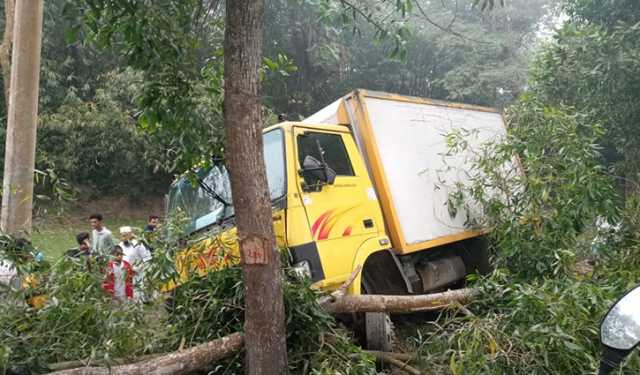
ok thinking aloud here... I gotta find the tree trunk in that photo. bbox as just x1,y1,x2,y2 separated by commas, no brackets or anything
322,288,478,314
223,1,288,374
49,332,244,375
0,0,15,109
0,0,43,235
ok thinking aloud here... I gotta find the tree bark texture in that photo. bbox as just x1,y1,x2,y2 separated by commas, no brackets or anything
322,288,478,314
0,0,14,109
49,332,244,375
223,1,288,374
0,0,43,235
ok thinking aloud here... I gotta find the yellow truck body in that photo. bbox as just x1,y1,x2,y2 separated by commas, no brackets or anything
169,89,507,296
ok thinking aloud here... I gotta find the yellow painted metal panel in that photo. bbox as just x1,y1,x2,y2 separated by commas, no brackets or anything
400,230,484,254
291,125,387,289
361,89,499,114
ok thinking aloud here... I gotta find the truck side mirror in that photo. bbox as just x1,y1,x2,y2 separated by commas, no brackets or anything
300,155,336,189
598,285,640,374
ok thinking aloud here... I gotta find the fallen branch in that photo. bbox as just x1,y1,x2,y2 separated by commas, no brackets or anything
49,332,244,375
334,264,362,297
362,350,415,363
47,354,162,372
317,265,362,306
321,288,478,314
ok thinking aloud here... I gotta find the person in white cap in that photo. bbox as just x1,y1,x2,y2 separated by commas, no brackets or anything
118,226,152,302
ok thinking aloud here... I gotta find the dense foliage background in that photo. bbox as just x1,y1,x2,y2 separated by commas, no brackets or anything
0,0,559,202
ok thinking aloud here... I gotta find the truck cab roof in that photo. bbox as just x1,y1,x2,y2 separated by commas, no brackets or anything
264,121,350,134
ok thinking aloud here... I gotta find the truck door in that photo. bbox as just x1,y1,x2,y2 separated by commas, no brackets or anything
293,126,382,289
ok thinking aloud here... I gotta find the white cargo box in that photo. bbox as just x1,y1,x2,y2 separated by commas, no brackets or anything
304,90,507,253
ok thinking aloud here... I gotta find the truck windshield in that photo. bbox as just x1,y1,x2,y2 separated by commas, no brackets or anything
168,129,285,233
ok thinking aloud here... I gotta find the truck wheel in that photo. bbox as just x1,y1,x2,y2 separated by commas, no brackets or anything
361,279,394,351
364,312,393,352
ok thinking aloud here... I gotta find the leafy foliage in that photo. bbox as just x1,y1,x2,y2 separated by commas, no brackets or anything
564,0,640,30
446,93,618,278
409,254,640,374
169,266,376,374
0,221,375,374
37,69,172,199
531,22,640,190
0,257,164,373
264,0,555,118
528,0,640,193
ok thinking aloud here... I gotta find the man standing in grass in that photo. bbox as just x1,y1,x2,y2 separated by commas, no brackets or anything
89,213,115,258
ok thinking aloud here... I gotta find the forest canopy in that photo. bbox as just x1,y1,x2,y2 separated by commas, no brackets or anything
0,0,560,202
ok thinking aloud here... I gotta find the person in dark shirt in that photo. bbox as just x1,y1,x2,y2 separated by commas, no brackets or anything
144,215,159,232
143,215,160,253
66,232,95,270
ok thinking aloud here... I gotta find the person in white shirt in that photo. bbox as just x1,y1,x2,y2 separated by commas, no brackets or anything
118,226,151,302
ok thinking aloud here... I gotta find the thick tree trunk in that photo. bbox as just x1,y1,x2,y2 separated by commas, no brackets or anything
223,1,288,374
49,332,244,375
322,288,478,314
0,0,14,109
0,0,43,235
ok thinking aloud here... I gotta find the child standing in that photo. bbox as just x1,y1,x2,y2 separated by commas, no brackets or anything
102,246,133,302
118,226,152,302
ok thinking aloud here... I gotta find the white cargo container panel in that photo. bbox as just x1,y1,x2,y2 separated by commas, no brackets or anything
356,96,505,248
304,90,508,252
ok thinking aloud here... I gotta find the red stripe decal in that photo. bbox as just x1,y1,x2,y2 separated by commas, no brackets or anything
342,226,353,237
311,211,332,237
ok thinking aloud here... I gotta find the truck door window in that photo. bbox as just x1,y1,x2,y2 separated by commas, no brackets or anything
297,132,354,177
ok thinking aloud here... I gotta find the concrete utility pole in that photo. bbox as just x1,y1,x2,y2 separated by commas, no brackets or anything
1,0,44,235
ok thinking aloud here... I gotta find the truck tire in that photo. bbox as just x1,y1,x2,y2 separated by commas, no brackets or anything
361,278,394,351
364,312,393,352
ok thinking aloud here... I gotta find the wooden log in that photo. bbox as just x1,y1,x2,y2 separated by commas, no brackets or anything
49,332,244,375
47,354,163,372
321,288,478,314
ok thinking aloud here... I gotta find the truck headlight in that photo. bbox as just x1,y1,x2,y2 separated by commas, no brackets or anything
292,260,311,279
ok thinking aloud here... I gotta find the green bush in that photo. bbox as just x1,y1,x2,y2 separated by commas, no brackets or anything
408,253,640,375
0,221,376,375
446,93,618,278
36,69,171,200
408,91,638,374
168,266,376,374
0,258,165,374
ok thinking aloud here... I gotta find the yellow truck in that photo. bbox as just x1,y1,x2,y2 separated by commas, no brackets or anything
167,89,507,349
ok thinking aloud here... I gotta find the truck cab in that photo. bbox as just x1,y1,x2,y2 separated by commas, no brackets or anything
168,121,392,295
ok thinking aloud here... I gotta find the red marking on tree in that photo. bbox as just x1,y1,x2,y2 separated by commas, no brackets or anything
241,236,268,265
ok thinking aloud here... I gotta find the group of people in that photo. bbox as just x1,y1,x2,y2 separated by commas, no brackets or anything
67,213,160,303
